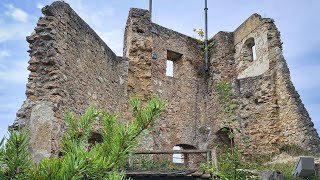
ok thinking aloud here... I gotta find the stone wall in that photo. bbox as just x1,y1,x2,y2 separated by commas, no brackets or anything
124,8,207,152
206,31,236,151
13,2,128,162
124,8,153,103
14,1,320,163
149,22,206,151
233,14,320,155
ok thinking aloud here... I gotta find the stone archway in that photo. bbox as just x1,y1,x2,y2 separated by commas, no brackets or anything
216,127,234,151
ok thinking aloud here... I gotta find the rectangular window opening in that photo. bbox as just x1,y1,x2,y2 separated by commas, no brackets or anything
166,60,173,77
166,50,182,78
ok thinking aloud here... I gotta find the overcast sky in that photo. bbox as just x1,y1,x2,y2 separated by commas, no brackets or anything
0,0,319,138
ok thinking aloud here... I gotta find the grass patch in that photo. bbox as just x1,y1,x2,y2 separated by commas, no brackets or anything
248,161,319,180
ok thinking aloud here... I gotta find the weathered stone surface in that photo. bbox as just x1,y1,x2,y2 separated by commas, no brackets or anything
259,171,284,180
233,14,320,155
13,1,320,163
29,102,54,163
14,1,128,158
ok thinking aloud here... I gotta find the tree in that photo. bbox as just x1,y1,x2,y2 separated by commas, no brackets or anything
0,128,30,179
0,96,165,180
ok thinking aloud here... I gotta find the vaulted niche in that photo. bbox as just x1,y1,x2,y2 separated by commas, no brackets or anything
166,50,183,78
216,127,234,150
243,37,256,62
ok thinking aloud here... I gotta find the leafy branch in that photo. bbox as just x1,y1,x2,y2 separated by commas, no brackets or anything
0,96,166,180
193,28,214,52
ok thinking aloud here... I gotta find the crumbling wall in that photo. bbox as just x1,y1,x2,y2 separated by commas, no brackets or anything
124,8,206,152
274,38,320,153
123,8,155,151
233,14,320,155
13,1,320,163
124,8,153,103
206,31,237,150
149,23,205,151
14,1,128,162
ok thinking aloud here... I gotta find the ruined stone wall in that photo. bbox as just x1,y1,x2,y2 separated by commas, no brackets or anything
206,31,237,150
233,14,320,155
124,8,207,152
123,9,155,151
274,37,320,153
150,23,206,151
124,8,153,103
14,2,128,162
14,1,320,163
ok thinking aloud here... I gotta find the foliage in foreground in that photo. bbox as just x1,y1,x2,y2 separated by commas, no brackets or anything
128,155,187,171
0,129,30,179
0,97,165,180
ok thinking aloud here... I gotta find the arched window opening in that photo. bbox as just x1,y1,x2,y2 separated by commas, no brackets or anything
243,37,256,62
252,44,257,60
216,128,234,149
173,146,183,163
172,144,196,164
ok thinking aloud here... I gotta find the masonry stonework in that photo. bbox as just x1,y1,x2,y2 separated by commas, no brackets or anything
13,2,128,162
14,1,320,162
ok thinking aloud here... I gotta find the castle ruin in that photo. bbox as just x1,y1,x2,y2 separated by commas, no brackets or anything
13,1,320,162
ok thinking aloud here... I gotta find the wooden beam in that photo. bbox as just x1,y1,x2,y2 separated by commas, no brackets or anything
134,150,211,154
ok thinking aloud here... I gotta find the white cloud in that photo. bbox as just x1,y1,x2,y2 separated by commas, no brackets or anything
0,22,33,42
0,50,10,58
5,4,29,23
36,3,44,9
88,9,114,27
0,59,28,84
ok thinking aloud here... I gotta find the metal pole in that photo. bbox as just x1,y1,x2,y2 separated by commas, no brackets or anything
149,0,152,21
204,0,208,71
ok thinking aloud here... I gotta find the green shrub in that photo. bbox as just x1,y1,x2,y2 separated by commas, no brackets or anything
216,148,250,180
0,129,31,179
0,96,165,180
200,161,216,175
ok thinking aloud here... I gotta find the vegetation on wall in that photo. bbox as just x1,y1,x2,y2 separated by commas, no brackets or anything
0,97,165,180
216,81,239,149
193,28,214,52
192,28,214,77
215,81,251,179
